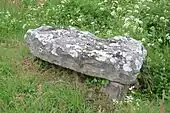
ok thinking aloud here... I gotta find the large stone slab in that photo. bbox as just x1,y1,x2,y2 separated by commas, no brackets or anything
25,26,147,85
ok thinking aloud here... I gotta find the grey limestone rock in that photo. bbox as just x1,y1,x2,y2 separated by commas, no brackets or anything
25,26,147,99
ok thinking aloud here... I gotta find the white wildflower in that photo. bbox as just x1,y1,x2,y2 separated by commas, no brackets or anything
158,38,163,43
124,18,129,23
146,14,150,16
22,24,27,29
129,86,135,91
146,7,150,10
164,9,168,13
148,43,154,46
69,19,75,24
98,2,103,5
124,32,129,36
11,18,16,23
6,11,11,16
134,18,143,25
111,10,116,16
61,0,67,4
104,0,108,2
77,18,81,22
143,4,147,7
5,11,11,18
167,36,170,40
134,4,139,9
112,99,119,104
134,10,139,13
155,15,159,18
165,19,169,22
141,38,146,42
138,20,143,25
129,15,135,19
95,31,100,34
133,26,137,32
131,91,135,94
134,18,140,23
111,6,115,9
127,10,132,13
107,30,112,35
99,7,104,11
160,17,165,21
125,95,134,103
117,7,122,12
148,34,152,37
136,102,140,107
114,1,118,4
150,26,155,31
166,33,170,37
123,22,130,28
138,27,144,33
91,22,95,25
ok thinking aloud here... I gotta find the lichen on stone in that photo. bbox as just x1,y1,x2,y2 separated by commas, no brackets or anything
25,26,147,85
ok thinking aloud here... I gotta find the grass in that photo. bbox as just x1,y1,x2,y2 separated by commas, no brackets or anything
0,40,92,113
0,0,170,113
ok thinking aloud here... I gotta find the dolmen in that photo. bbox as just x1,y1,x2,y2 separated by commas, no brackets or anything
25,26,147,100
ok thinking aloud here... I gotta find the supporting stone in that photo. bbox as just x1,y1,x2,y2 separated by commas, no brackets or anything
100,81,129,100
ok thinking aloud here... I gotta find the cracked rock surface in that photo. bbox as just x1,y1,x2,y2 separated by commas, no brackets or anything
25,26,147,85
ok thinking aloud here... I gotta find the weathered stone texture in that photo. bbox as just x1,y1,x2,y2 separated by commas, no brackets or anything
25,26,147,85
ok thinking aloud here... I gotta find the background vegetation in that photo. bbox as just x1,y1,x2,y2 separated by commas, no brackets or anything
0,0,170,112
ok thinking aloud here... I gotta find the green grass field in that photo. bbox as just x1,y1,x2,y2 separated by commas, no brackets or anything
0,0,170,113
